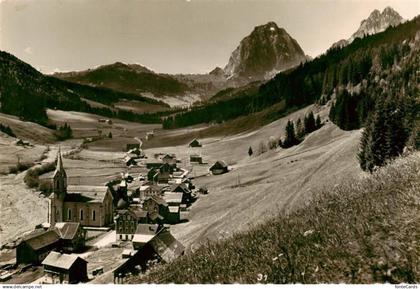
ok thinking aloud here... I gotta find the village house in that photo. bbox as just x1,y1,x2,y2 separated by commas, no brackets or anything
143,230,185,263
115,207,148,241
209,160,229,175
190,154,203,164
140,183,166,200
42,251,88,284
48,149,114,228
143,196,168,224
113,227,184,283
169,183,195,205
189,139,202,147
16,230,61,265
162,193,184,224
132,224,164,250
147,163,173,184
161,154,177,166
53,222,86,253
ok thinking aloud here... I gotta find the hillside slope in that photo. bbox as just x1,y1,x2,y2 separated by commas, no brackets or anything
130,152,420,283
0,51,169,125
54,62,189,97
146,104,362,245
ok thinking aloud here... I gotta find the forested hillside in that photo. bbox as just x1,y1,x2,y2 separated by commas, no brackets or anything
0,51,169,125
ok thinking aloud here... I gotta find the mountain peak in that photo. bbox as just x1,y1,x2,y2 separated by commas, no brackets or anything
349,7,404,42
223,21,306,81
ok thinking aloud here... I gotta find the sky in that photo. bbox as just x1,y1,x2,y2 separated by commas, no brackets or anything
0,0,419,74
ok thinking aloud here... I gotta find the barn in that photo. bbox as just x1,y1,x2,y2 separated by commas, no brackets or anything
209,160,229,175
16,230,61,265
189,139,202,147
42,251,88,284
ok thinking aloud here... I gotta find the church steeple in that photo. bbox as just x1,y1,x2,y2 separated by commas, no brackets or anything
53,146,67,196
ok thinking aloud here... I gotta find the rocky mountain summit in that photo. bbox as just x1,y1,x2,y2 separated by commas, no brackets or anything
223,22,307,81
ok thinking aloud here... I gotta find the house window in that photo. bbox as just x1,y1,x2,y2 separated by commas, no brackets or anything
67,209,72,220
92,210,96,221
80,209,84,221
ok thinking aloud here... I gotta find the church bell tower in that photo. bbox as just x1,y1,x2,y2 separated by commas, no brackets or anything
49,147,67,226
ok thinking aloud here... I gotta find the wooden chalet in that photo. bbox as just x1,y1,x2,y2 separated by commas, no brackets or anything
169,183,195,205
143,196,168,224
140,184,165,199
161,154,177,165
16,230,61,264
209,160,229,175
42,251,88,284
53,222,86,252
189,139,202,147
147,163,172,183
132,224,164,250
113,229,184,283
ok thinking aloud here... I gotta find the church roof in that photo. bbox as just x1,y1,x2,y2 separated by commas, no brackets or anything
65,185,111,203
53,147,66,179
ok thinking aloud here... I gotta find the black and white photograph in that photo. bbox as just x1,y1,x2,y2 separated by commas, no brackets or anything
0,0,419,285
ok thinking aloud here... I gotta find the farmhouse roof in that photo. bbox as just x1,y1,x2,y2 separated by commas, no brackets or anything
189,139,202,147
132,224,162,244
22,230,60,251
53,222,80,240
42,251,87,270
169,183,190,193
209,160,228,170
149,230,184,263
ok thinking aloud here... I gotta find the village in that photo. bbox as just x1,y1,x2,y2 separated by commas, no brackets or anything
0,137,230,284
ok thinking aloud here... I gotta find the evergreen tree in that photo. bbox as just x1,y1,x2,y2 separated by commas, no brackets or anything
304,111,316,134
283,120,298,148
296,118,305,140
248,146,253,156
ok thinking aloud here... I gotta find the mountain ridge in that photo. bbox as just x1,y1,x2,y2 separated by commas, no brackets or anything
331,6,404,49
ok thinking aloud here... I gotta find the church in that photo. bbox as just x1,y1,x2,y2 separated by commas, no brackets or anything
48,149,114,227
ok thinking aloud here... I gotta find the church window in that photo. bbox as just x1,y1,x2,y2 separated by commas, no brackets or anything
92,210,96,221
80,209,84,221
67,209,72,220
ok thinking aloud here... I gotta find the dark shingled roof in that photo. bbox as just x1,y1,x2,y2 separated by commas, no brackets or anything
149,230,184,263
53,222,80,240
42,251,87,270
209,160,228,170
135,224,161,235
23,230,60,251
145,195,168,206
64,186,110,203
